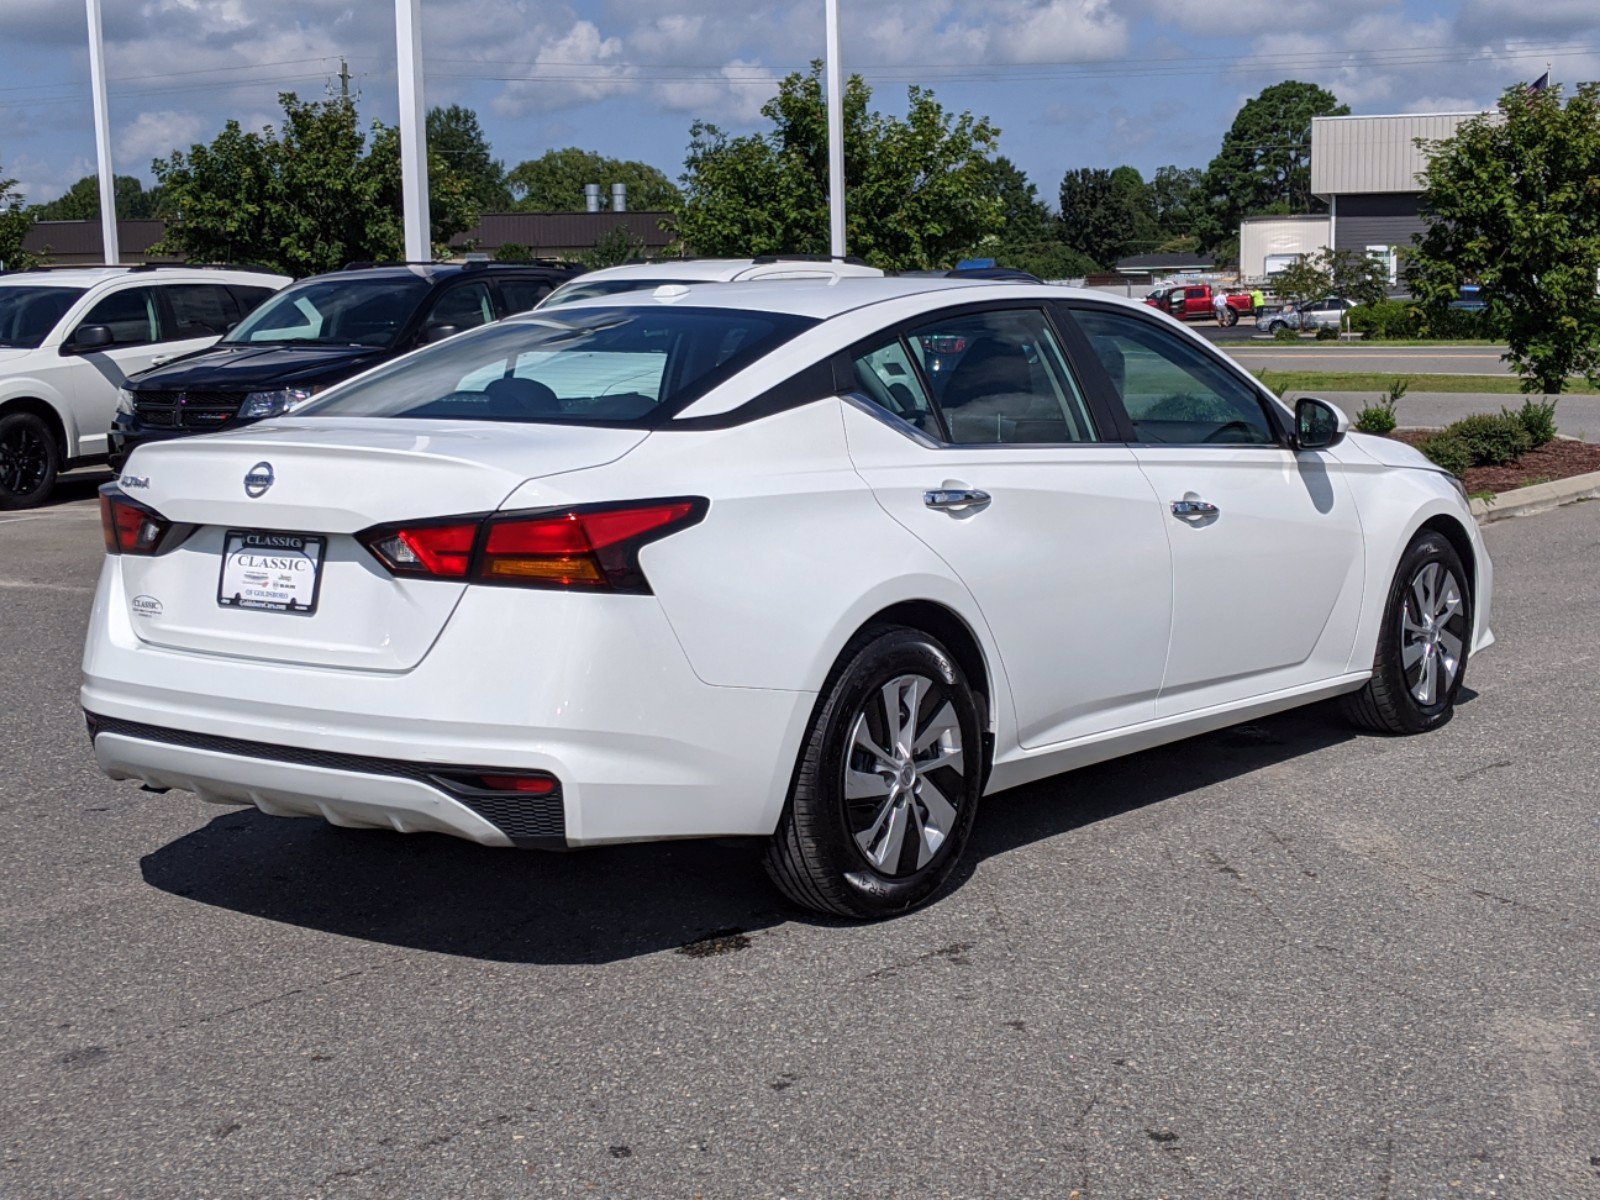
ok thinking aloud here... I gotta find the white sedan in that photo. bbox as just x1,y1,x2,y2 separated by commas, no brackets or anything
83,277,1492,918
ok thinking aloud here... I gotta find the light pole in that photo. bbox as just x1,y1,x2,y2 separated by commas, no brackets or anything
85,0,118,264
824,0,845,259
395,0,431,261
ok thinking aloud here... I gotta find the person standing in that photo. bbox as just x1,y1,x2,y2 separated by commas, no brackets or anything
1212,290,1229,324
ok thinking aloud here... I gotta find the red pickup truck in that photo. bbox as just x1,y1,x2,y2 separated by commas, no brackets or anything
1144,284,1255,326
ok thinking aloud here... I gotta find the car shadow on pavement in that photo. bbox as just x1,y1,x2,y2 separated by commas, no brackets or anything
139,701,1375,965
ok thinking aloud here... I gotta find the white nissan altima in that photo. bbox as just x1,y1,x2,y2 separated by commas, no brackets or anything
83,277,1492,918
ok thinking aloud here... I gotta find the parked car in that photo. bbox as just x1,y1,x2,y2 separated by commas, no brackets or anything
85,277,1492,919
112,260,578,468
1144,283,1254,326
538,256,882,308
1261,296,1357,334
0,265,288,507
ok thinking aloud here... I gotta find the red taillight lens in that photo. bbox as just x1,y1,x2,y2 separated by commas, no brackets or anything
475,774,557,795
365,522,477,578
358,499,705,593
99,490,170,555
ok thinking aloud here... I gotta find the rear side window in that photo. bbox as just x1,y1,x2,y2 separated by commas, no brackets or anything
499,278,553,315
301,306,815,426
851,338,940,436
1071,308,1277,446
907,309,1097,445
76,286,158,347
164,284,240,338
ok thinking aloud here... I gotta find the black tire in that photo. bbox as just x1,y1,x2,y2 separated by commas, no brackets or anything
764,624,984,919
1346,531,1471,735
1266,320,1285,334
0,410,60,510
1219,306,1239,327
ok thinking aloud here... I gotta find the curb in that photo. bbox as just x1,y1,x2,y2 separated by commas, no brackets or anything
1471,469,1600,524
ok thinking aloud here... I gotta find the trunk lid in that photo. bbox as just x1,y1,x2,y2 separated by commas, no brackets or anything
115,418,648,671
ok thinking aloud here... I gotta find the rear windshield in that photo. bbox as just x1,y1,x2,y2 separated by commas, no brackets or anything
300,306,816,425
0,286,85,348
226,276,431,347
539,278,703,308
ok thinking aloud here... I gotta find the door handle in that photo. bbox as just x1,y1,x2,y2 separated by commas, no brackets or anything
1171,498,1219,518
924,488,991,513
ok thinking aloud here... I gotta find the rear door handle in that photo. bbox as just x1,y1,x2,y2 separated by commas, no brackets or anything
1171,498,1219,518
924,488,991,513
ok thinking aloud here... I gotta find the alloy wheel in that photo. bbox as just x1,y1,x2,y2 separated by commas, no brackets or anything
0,422,50,498
1400,561,1466,707
843,673,965,877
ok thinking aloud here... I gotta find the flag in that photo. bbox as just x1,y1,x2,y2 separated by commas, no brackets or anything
1529,71,1550,92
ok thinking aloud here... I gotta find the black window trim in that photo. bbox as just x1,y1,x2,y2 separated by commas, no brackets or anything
1052,299,1295,449
834,298,1126,451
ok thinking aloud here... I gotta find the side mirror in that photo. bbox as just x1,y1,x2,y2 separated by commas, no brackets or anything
62,324,113,354
423,324,460,344
1295,397,1349,451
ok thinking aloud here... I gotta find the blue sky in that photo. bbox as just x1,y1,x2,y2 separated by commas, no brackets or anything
4,0,1598,209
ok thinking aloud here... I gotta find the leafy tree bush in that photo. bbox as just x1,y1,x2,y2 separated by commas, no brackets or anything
507,148,680,212
1450,412,1533,466
677,64,1001,271
0,170,36,269
427,105,510,211
28,174,162,220
1354,378,1406,435
1348,300,1423,339
1410,83,1600,393
1203,81,1348,237
1058,165,1156,267
1273,326,1300,342
492,242,532,262
582,225,646,269
1315,325,1338,340
1506,398,1558,447
1418,432,1474,477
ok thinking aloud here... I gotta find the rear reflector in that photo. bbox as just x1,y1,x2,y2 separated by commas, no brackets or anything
359,498,706,593
99,488,171,555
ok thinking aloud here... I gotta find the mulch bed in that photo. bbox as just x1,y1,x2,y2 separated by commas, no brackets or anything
1390,430,1600,495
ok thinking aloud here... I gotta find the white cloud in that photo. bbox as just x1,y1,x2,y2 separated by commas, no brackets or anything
118,110,209,169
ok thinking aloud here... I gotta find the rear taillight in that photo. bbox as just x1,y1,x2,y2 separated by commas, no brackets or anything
99,488,171,555
358,498,706,593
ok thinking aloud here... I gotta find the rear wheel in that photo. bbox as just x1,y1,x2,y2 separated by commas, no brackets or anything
764,625,983,919
1346,531,1470,734
0,411,59,510
1219,306,1239,327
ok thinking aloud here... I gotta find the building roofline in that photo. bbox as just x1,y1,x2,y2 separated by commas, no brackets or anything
1312,110,1489,122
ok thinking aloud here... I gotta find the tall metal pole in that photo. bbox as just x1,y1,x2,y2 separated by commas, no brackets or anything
85,0,118,264
394,0,431,261
824,0,846,258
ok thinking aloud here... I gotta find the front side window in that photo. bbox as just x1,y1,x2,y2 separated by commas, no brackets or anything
0,287,85,349
301,306,815,426
424,282,495,335
499,278,553,315
226,277,431,347
907,309,1097,445
77,286,158,346
164,284,240,339
1071,308,1278,446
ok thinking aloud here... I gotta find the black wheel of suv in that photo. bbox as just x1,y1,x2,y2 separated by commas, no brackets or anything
1219,305,1239,328
0,411,60,510
764,625,984,919
1346,530,1471,735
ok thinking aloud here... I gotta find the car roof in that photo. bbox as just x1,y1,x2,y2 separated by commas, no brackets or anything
0,266,286,288
300,262,572,286
516,274,1135,323
569,258,883,284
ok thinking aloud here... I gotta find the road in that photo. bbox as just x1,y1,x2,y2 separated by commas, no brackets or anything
4,486,1599,1198
1224,344,1513,375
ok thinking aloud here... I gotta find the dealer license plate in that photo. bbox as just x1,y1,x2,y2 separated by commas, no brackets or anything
217,530,326,615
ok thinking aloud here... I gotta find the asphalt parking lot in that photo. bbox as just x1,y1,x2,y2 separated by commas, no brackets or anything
3,478,1599,1199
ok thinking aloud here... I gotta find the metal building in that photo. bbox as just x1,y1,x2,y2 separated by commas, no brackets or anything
1238,214,1331,281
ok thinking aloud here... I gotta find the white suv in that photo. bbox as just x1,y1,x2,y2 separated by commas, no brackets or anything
538,256,882,308
0,265,289,507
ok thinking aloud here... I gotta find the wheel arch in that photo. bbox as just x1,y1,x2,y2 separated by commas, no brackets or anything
0,395,69,459
1417,513,1478,607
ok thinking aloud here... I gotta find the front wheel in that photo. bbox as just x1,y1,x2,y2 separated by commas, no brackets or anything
0,411,60,510
1219,306,1238,327
764,625,984,919
1346,531,1471,734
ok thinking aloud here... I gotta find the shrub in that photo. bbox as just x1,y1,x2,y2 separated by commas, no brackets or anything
1449,411,1533,466
1418,432,1474,477
1315,325,1338,340
1273,326,1300,343
1355,403,1397,435
1347,299,1423,339
1507,397,1558,447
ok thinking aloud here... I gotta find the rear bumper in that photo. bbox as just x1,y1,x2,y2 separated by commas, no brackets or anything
82,561,817,846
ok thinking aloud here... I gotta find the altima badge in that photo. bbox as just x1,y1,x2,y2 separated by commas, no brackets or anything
244,462,275,498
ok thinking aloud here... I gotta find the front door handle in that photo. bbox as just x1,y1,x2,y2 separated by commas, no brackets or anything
924,488,991,513
1171,498,1219,518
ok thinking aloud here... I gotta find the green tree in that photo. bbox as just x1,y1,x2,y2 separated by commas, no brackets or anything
1410,83,1600,393
0,171,36,270
152,92,475,274
1204,81,1348,233
987,155,1051,242
676,64,1002,271
29,174,162,221
1149,165,1217,247
1271,252,1333,308
583,224,646,269
507,148,681,212
427,104,510,211
1272,248,1389,315
1057,166,1153,267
